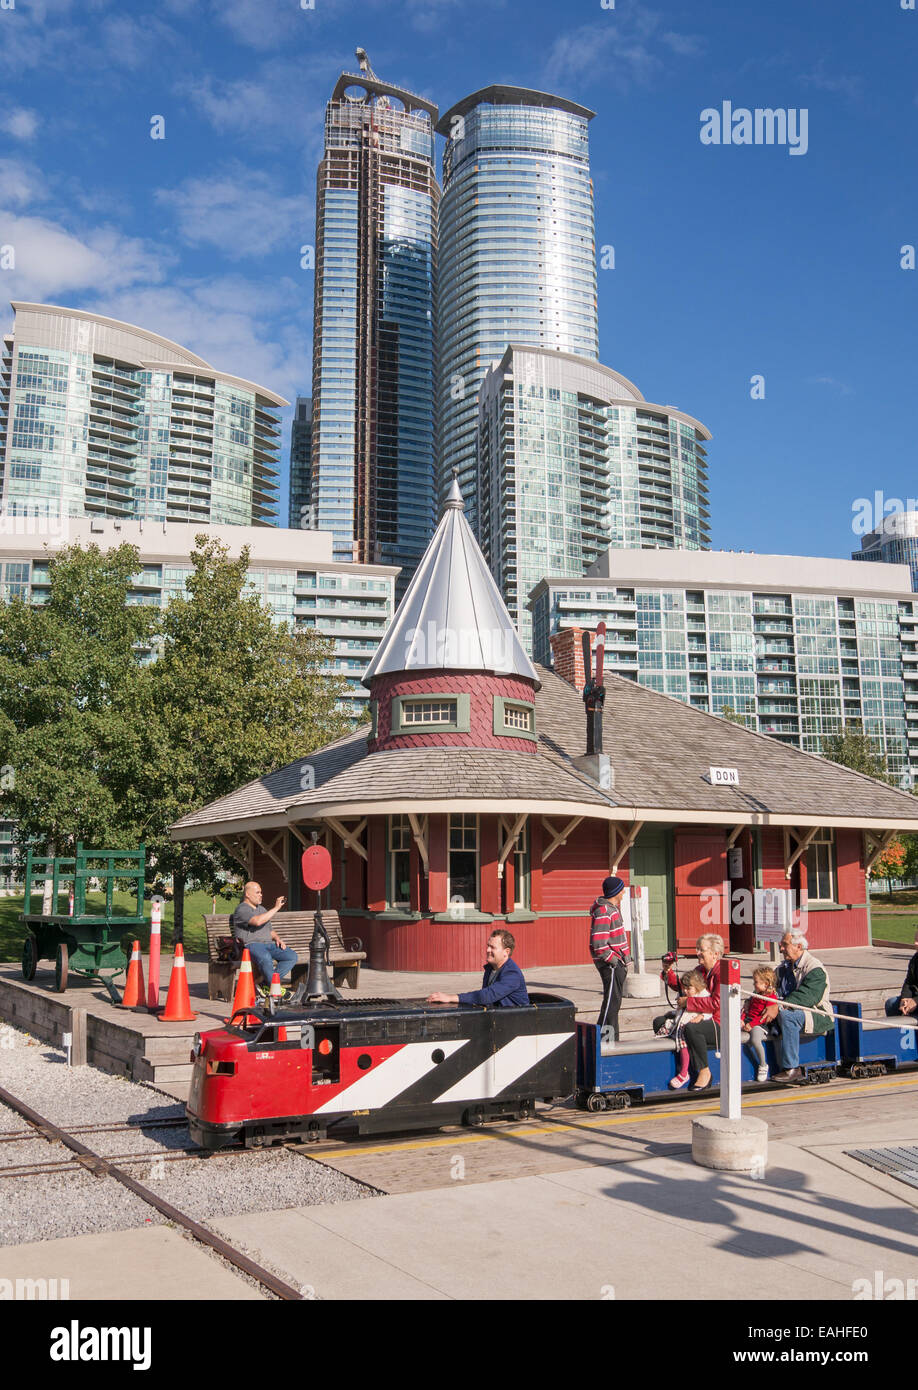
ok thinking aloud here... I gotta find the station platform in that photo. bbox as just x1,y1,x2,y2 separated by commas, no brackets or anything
0,942,914,1098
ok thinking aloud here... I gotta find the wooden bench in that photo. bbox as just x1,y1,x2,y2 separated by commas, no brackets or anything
204,911,366,1002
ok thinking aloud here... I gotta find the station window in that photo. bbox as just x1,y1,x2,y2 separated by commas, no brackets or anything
805,829,836,903
449,814,478,911
401,700,456,726
388,816,411,908
513,821,530,910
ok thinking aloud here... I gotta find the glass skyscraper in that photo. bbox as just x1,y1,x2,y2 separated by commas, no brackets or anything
436,86,599,533
0,302,284,525
310,55,439,592
478,347,711,650
289,395,312,529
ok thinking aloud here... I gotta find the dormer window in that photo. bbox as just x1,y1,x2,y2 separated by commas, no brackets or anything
493,696,537,742
390,692,471,734
402,699,456,726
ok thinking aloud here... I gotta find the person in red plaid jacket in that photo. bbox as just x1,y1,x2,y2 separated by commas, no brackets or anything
590,875,630,1041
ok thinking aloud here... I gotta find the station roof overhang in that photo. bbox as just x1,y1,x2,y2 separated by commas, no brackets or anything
170,800,918,842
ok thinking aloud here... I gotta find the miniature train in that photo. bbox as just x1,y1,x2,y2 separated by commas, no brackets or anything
186,990,918,1149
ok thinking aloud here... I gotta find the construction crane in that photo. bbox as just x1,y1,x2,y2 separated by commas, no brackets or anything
355,47,377,79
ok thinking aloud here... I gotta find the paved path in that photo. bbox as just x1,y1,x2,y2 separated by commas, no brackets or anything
3,1078,916,1302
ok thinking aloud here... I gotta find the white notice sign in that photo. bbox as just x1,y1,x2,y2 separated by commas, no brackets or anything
709,766,740,786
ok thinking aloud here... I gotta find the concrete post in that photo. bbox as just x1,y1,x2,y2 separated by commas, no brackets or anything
692,955,767,1171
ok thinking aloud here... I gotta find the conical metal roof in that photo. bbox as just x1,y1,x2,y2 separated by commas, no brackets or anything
363,479,540,688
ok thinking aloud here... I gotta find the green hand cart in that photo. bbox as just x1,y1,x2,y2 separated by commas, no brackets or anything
20,844,147,1003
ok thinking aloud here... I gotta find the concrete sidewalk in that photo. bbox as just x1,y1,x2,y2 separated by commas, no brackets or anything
5,1100,916,1301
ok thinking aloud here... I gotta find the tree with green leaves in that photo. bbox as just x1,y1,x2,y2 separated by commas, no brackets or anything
0,542,157,855
130,535,351,902
820,722,891,783
0,536,351,919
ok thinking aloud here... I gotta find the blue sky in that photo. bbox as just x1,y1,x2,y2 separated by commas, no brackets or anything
1,0,915,560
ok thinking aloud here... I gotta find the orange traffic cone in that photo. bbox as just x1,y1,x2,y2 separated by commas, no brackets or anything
121,940,146,1009
231,948,258,1026
157,942,197,1022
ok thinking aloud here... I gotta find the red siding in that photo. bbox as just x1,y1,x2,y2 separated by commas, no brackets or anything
541,819,616,911
480,817,500,914
674,831,728,951
366,816,386,912
428,813,448,912
356,914,594,971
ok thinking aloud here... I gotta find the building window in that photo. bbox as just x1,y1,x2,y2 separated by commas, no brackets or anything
492,696,537,742
805,829,836,903
388,816,411,908
449,814,478,911
391,693,471,735
402,700,456,726
514,821,530,910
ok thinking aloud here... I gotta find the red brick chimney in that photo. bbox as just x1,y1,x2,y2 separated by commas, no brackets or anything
550,627,588,692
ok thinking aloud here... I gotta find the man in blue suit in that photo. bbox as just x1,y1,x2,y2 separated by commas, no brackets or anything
427,930,530,1008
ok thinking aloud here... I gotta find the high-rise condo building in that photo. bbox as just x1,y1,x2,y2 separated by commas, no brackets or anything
310,51,439,591
531,548,918,785
436,86,599,533
0,302,284,526
478,347,711,649
289,395,313,529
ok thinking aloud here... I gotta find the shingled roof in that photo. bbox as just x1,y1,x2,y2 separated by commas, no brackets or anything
171,665,918,839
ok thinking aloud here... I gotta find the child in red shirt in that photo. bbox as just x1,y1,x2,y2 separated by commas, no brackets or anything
742,966,778,1082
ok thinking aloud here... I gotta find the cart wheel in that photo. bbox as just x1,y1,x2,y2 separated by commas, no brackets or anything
54,943,69,993
586,1093,607,1113
21,935,37,982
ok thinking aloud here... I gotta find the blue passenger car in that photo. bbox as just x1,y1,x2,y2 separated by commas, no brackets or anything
575,1013,841,1109
834,1000,918,1076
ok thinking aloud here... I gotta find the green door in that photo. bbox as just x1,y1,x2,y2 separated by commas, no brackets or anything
628,826,673,958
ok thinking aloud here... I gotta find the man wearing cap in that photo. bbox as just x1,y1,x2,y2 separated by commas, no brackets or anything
590,875,630,1041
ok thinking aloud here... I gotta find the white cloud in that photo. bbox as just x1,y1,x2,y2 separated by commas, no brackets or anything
808,375,854,397
176,61,330,162
0,213,169,306
0,109,40,141
0,157,48,209
210,0,305,51
155,165,310,260
545,8,700,91
93,277,309,403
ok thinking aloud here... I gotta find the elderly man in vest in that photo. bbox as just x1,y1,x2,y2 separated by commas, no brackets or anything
759,929,832,1082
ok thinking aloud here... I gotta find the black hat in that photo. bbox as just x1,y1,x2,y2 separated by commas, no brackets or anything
602,875,626,898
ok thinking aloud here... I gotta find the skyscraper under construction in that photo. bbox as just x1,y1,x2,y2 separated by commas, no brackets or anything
310,51,439,592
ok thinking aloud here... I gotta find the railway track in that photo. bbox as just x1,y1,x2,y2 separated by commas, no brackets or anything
0,1083,303,1300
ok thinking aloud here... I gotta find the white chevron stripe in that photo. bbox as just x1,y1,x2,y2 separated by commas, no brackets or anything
433,1032,573,1104
314,1039,470,1113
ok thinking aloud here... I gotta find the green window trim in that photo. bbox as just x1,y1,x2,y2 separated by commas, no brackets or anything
369,700,378,740
492,696,537,742
391,692,470,734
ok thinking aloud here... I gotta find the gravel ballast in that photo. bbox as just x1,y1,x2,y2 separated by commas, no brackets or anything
0,1021,374,1247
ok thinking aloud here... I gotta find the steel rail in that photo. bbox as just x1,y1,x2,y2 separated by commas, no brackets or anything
0,1083,304,1301
0,1116,189,1145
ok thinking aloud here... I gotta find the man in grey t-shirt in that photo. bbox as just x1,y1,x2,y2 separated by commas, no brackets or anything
231,882,297,996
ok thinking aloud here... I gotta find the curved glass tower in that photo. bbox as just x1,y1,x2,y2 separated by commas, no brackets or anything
436,86,599,532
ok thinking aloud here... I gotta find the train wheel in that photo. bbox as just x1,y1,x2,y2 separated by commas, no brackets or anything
586,1093,607,1113
54,943,68,993
609,1093,632,1110
21,935,37,982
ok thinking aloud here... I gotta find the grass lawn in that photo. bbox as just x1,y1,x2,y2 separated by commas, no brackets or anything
870,909,918,944
0,889,239,966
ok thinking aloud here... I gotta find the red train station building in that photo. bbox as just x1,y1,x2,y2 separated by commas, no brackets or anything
172,483,918,970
